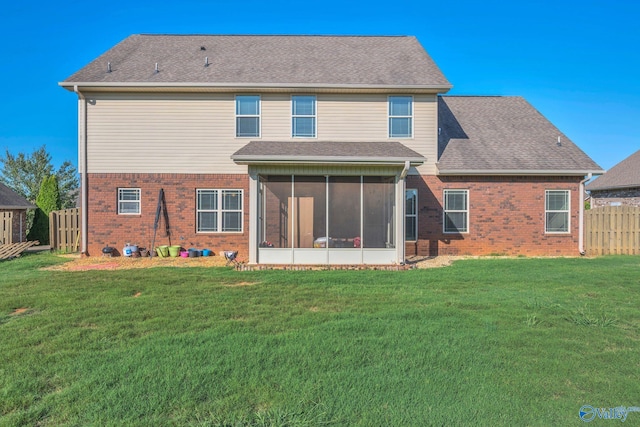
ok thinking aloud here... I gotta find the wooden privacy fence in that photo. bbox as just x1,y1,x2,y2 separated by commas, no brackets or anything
49,208,81,252
585,206,640,255
1,211,12,244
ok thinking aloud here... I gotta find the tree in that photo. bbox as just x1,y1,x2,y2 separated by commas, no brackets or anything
27,175,61,245
0,145,79,208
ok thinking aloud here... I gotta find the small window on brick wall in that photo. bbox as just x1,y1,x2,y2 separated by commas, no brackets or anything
118,188,141,215
443,189,468,233
545,190,570,233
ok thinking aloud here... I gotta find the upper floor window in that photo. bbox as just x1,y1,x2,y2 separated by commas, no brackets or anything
118,188,141,215
443,189,468,233
389,96,413,138
292,95,316,138
236,95,260,137
545,190,570,233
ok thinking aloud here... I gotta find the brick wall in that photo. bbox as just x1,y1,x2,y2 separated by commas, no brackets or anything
405,175,583,256
86,173,250,258
590,187,640,208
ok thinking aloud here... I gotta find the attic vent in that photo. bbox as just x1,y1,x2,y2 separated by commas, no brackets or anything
205,56,209,67
557,136,562,146
107,62,112,73
200,46,206,51
155,63,159,74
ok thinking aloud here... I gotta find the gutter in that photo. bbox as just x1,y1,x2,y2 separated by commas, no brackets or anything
579,173,593,256
74,85,88,256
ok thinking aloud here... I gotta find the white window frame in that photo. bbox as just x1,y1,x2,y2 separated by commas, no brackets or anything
291,95,317,138
405,189,418,241
388,96,413,138
118,188,141,215
545,190,570,234
196,189,244,233
443,189,469,234
235,95,261,138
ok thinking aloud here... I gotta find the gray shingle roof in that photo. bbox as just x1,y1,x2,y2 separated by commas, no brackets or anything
437,96,603,174
61,35,451,90
586,149,640,191
0,183,35,209
232,141,425,165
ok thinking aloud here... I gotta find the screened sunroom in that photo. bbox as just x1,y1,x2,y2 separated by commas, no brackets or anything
232,141,425,265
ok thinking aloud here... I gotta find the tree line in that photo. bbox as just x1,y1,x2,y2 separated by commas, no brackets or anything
0,145,79,245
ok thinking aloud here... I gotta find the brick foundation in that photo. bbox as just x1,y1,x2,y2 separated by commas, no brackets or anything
86,173,250,259
405,175,582,256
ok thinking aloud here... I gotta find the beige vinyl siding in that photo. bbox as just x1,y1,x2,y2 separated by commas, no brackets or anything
85,92,438,174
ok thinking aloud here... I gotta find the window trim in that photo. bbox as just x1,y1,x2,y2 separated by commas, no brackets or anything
545,189,571,234
388,95,413,139
117,188,141,215
405,188,418,241
196,189,244,233
443,189,469,234
291,95,317,138
235,95,261,138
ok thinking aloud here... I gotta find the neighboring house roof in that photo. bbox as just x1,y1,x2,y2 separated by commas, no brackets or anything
60,34,451,91
586,149,640,191
232,141,425,166
437,96,604,175
0,182,35,209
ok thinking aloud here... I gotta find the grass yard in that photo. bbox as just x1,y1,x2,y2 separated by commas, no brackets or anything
1,253,639,426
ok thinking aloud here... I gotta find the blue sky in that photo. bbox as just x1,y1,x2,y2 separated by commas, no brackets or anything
1,0,638,171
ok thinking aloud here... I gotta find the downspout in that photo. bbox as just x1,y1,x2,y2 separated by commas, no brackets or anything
578,172,592,256
74,85,88,255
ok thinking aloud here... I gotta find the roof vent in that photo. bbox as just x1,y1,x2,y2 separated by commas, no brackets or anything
557,136,562,146
200,46,206,51
205,56,209,67
155,63,159,74
107,62,112,73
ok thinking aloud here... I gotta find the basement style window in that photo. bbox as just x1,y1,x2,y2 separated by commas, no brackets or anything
443,189,468,233
545,190,570,233
389,96,413,138
197,189,243,233
292,95,316,138
236,95,260,137
118,188,141,215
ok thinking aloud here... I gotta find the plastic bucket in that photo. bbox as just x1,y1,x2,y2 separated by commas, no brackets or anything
188,248,199,258
202,249,211,257
156,245,169,258
168,245,181,257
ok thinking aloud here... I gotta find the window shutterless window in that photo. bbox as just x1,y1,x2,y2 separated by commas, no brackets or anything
545,190,570,233
405,189,418,241
197,189,243,233
292,95,316,138
389,96,412,138
118,188,141,215
443,189,468,233
236,95,260,137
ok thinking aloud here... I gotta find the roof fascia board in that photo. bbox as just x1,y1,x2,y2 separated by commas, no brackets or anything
437,169,605,176
59,82,452,94
588,184,640,191
232,157,424,167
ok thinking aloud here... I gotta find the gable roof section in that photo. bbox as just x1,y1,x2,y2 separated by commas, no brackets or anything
232,141,425,166
586,149,640,191
60,35,451,92
437,96,603,175
0,183,35,209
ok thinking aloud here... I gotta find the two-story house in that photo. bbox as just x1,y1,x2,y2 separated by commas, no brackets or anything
60,35,603,264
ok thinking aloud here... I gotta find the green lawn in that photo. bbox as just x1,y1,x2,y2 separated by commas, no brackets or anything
1,253,639,426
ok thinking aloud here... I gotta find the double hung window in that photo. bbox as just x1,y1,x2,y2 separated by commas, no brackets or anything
292,95,316,138
197,189,243,233
389,96,413,138
118,188,141,215
443,189,468,233
236,95,260,137
545,190,570,233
